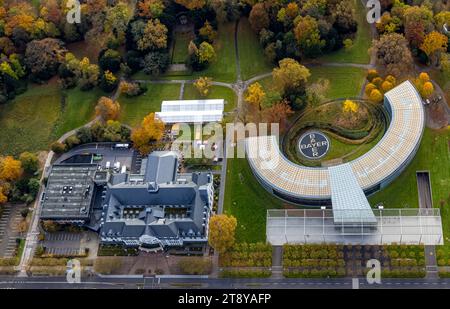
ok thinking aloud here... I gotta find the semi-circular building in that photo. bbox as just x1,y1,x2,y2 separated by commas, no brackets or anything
246,81,425,206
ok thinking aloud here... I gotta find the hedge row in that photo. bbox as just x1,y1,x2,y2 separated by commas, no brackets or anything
220,242,272,267
283,268,346,278
220,269,271,278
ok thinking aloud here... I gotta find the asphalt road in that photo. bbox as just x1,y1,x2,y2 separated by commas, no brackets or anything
2,276,450,289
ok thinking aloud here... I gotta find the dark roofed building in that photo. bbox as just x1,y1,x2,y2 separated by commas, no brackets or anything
99,151,214,253
40,164,98,223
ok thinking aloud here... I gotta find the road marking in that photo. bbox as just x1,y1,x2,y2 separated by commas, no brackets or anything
352,278,359,289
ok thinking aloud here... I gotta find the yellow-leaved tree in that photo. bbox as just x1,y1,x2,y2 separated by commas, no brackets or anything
0,156,23,182
208,214,237,254
343,100,359,114
245,82,266,110
131,113,165,155
95,97,121,121
194,76,213,97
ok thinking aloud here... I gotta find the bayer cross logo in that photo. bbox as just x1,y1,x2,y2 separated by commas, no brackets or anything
298,131,330,159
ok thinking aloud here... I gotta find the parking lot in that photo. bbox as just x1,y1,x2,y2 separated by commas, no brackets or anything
0,204,25,258
55,143,139,173
42,231,99,258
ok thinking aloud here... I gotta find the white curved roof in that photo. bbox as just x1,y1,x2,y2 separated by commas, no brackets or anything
246,81,424,200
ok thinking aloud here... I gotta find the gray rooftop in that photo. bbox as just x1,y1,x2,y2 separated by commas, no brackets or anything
100,151,213,245
41,164,97,220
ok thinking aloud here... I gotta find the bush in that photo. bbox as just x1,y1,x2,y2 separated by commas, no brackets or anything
99,49,122,73
94,258,122,275
178,258,212,275
51,142,67,154
220,269,271,278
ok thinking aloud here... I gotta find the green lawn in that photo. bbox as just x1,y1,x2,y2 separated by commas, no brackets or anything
369,127,450,250
132,23,237,83
0,84,61,155
191,22,237,83
309,66,367,99
118,83,181,127
237,18,273,81
171,31,194,64
182,84,237,112
223,158,293,243
53,87,104,138
258,66,366,101
320,0,372,64
0,84,105,155
369,128,450,210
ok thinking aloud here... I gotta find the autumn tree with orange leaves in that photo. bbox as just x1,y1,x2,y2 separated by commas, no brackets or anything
131,113,165,155
95,97,121,121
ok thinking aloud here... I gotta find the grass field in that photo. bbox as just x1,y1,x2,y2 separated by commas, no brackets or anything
182,84,237,112
53,87,104,138
369,128,450,210
223,158,292,243
237,18,273,81
171,31,194,63
309,66,367,98
118,83,180,127
369,127,450,250
320,0,372,64
0,84,105,156
259,66,366,101
191,22,237,83
0,84,61,156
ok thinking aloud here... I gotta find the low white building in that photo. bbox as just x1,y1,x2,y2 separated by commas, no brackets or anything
155,99,225,124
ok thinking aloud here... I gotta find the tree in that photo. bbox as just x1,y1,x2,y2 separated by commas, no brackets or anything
198,42,216,64
343,99,359,114
261,100,294,133
381,80,394,92
421,81,434,98
99,70,118,92
137,0,165,19
19,152,39,175
420,31,448,67
208,214,237,254
141,51,169,76
0,156,22,181
371,33,413,76
0,185,7,205
306,78,329,107
199,21,217,43
272,58,310,95
245,82,266,110
137,19,168,51
174,0,206,10
51,141,66,154
131,113,165,155
414,72,435,99
104,1,132,45
25,38,66,80
366,69,379,82
369,89,383,103
293,16,325,58
343,39,353,51
365,83,377,97
194,77,213,97
403,5,433,50
95,97,120,121
99,49,122,73
249,3,269,33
